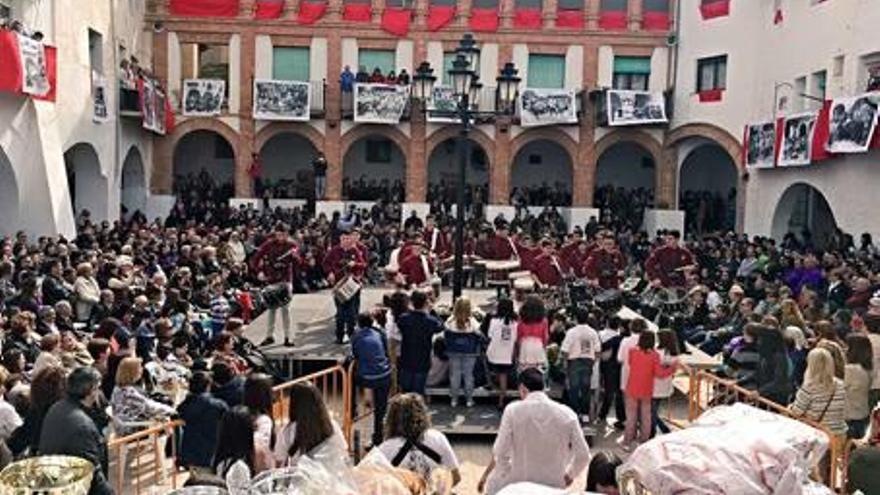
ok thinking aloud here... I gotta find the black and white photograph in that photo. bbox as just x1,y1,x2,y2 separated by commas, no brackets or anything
427,85,458,123
91,72,108,123
182,79,225,117
518,88,578,127
354,83,409,124
826,93,879,154
17,33,50,96
253,79,311,121
141,78,157,132
745,121,776,168
606,89,667,126
779,112,817,167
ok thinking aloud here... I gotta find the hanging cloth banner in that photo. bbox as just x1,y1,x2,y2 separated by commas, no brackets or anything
298,1,328,24
170,0,240,17
642,11,670,30
778,112,817,167
744,121,777,169
513,8,542,29
92,72,109,123
518,88,578,127
0,32,57,102
381,8,412,36
354,83,408,124
182,79,226,117
555,9,583,29
253,79,311,121
825,93,879,154
598,10,626,30
427,5,456,31
469,8,499,32
343,3,372,22
606,89,668,126
255,0,285,19
699,0,730,20
427,85,458,124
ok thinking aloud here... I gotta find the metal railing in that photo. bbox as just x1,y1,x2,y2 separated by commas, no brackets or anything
107,419,184,495
271,364,350,442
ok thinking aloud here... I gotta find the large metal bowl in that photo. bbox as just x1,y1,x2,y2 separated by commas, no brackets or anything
0,455,94,495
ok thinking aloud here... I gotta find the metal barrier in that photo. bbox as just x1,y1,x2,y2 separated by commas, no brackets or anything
107,419,184,495
271,364,350,443
659,362,697,430
687,369,848,491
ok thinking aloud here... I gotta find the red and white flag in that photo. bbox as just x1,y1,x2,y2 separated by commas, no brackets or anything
0,31,56,101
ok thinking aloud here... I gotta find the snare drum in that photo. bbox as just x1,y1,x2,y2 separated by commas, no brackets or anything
334,276,362,303
485,260,520,285
513,276,535,292
260,283,291,309
594,289,623,313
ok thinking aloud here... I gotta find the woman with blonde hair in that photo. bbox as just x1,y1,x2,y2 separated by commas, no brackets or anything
779,298,808,334
377,393,461,488
444,297,484,408
110,356,176,435
789,348,847,437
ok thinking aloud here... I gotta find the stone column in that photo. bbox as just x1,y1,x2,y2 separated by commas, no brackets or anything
654,147,677,209
236,29,256,198
328,0,344,21
152,30,172,195
408,111,428,203
325,34,344,200
627,0,642,31
240,0,256,17
414,0,429,28
586,0,599,29
372,0,384,22
575,43,599,207
500,0,514,29
458,0,472,28
542,0,557,29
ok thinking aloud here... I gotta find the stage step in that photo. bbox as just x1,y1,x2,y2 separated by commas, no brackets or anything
428,402,597,440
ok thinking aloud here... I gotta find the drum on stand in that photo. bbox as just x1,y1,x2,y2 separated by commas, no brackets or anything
260,283,291,309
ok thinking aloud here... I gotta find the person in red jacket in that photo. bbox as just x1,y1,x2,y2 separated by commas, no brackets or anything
584,235,626,290
398,243,436,287
644,230,694,288
486,224,519,261
530,240,569,287
250,224,300,347
422,216,451,259
623,332,675,447
323,233,368,344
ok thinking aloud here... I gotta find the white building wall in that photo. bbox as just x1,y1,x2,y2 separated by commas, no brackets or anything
673,0,880,240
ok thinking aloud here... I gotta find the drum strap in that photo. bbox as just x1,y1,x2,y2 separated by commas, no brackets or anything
430,229,438,252
392,439,442,467
507,238,519,260
551,256,564,277
420,255,432,280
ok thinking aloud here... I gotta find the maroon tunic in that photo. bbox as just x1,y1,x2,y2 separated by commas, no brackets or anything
584,249,626,289
322,245,367,281
645,245,694,287
250,238,300,284
531,254,568,286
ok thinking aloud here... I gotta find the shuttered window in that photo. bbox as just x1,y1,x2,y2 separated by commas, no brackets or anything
527,54,565,89
359,49,396,75
273,47,310,81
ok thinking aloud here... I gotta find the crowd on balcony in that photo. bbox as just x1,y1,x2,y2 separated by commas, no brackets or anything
0,17,44,41
340,65,412,92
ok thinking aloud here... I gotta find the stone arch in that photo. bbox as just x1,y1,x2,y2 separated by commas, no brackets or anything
0,145,20,237
509,128,579,168
256,127,322,199
171,128,237,199
120,146,148,215
255,122,324,152
341,126,410,202
64,143,108,221
425,126,496,172
340,125,412,165
594,129,667,208
510,139,574,206
154,118,241,194
771,182,837,249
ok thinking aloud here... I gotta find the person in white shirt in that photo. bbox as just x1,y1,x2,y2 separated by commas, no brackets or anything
652,329,680,436
485,298,519,409
478,368,591,495
0,367,22,442
377,393,461,488
560,307,601,423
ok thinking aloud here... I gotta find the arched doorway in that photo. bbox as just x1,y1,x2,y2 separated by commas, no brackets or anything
257,132,318,199
64,143,107,220
595,141,655,227
172,130,236,201
342,136,406,202
0,145,19,237
120,147,147,216
771,183,837,250
427,137,490,212
678,143,738,235
510,139,573,206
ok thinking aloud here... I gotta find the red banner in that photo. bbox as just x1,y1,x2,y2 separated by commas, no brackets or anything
774,117,784,165
0,31,56,102
513,8,542,29
699,0,730,20
298,1,327,24
698,89,724,103
812,100,832,162
469,8,499,32
598,10,627,30
427,5,456,31
170,0,240,17
164,96,176,133
343,3,371,21
773,8,783,24
254,0,285,19
555,9,584,29
741,125,749,168
381,8,412,36
643,11,670,30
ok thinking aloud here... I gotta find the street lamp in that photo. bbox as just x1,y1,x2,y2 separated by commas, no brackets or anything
411,33,520,300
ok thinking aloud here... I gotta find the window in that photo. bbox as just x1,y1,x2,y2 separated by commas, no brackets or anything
441,52,457,85
273,47,310,81
515,0,542,8
613,56,650,91
472,0,498,8
696,55,727,92
600,0,626,11
832,55,845,77
557,0,581,9
386,0,410,8
88,29,103,75
0,3,11,22
181,43,230,97
527,54,565,89
430,0,455,6
794,76,806,111
359,49,395,75
863,53,880,91
811,70,826,102
643,0,669,12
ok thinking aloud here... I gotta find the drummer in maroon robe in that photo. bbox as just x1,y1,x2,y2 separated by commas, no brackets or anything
514,235,541,272
251,224,300,347
398,242,437,287
644,230,695,288
486,224,519,261
559,232,584,270
422,215,451,259
583,234,626,290
530,239,570,287
323,232,368,344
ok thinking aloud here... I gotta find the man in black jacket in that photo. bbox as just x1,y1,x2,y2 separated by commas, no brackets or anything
177,371,228,469
41,258,71,306
39,367,113,495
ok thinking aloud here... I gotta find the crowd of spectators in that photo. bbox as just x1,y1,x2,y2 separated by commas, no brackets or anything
0,17,44,41
340,65,412,92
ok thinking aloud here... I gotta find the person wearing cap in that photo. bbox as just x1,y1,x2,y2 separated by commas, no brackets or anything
251,224,300,348
323,232,368,344
530,240,569,287
583,234,626,290
644,230,694,288
398,241,436,288
486,225,519,261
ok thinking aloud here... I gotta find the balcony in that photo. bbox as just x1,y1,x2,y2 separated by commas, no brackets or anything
590,87,673,127
120,87,142,117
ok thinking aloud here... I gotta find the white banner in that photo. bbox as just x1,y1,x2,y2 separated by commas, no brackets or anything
92,72,108,123
518,88,578,127
745,121,776,169
606,89,667,126
354,83,409,124
826,92,879,154
779,112,817,167
18,34,50,97
182,79,225,117
141,78,157,132
427,85,458,124
253,79,311,122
